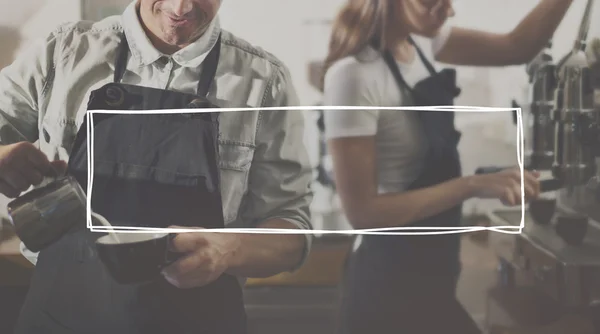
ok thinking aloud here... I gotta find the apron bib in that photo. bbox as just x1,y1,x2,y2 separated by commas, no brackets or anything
337,38,482,334
15,33,247,334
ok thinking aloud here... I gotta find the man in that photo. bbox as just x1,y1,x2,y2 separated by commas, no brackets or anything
0,0,313,333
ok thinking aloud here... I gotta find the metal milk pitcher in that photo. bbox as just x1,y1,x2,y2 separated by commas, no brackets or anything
6,175,87,252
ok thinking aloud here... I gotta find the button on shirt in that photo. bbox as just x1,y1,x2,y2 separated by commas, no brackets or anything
0,2,313,270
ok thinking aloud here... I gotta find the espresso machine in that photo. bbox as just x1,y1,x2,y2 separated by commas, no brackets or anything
483,0,600,333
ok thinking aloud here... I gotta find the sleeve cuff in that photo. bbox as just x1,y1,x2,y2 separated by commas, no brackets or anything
324,126,377,140
20,242,38,265
278,217,313,273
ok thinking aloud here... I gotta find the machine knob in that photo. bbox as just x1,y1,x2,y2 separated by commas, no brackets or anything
555,215,589,246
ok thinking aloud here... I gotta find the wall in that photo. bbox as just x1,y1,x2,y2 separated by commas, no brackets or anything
0,0,42,68
17,0,81,50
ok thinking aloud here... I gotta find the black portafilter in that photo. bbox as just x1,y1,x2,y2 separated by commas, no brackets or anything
474,166,562,225
474,166,564,192
475,166,590,246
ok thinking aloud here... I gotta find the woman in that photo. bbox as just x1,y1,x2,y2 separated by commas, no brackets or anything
322,0,573,333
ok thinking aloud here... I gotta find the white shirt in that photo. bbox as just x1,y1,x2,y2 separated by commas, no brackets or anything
323,26,452,194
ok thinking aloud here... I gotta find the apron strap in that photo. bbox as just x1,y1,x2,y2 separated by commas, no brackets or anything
382,36,438,94
114,36,130,84
382,51,414,96
407,36,438,76
113,33,222,97
196,34,221,97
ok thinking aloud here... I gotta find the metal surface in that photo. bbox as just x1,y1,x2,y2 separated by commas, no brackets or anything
552,64,597,186
552,0,599,191
243,287,340,334
574,0,595,52
491,210,600,266
485,2,600,330
524,41,557,170
6,176,87,253
488,209,600,309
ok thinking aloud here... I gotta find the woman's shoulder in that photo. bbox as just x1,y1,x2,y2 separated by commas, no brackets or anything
325,47,387,86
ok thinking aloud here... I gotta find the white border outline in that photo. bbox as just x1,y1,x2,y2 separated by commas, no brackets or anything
85,106,524,235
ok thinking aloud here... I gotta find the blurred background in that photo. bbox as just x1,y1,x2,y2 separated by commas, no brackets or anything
0,1,599,333
0,0,598,228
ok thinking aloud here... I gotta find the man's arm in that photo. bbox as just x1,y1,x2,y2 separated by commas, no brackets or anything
435,0,573,66
163,66,314,288
0,29,67,266
0,32,57,145
225,67,313,278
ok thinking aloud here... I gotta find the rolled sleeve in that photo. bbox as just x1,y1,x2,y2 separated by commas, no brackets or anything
0,29,59,266
239,66,314,271
322,58,381,140
0,30,58,145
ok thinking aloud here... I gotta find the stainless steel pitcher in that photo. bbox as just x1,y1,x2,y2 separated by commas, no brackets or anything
6,175,87,252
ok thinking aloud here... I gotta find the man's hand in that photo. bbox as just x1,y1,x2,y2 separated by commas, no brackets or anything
161,226,241,289
0,142,67,198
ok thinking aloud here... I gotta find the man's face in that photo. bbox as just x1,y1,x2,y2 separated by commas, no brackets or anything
139,0,221,49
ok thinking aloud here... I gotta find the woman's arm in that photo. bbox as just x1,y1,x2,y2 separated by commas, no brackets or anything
328,136,474,229
322,59,540,230
328,136,540,229
435,0,574,66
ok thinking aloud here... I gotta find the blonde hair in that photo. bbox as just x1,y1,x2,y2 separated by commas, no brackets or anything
321,0,393,91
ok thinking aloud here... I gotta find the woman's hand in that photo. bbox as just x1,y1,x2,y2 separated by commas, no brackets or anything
467,167,541,206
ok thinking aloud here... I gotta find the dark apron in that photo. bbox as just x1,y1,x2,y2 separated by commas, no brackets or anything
336,38,481,334
14,33,247,334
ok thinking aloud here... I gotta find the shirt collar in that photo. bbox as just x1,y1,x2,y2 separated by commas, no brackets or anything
121,1,221,68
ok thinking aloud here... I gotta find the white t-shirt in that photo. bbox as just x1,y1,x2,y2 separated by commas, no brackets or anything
323,26,453,194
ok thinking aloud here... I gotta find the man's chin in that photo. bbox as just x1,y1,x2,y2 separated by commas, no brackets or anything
161,32,193,47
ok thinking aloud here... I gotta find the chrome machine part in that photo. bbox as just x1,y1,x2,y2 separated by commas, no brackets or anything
524,41,557,170
552,0,599,190
484,3,600,332
488,209,600,310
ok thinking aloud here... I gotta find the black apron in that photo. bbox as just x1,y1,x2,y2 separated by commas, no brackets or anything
337,38,481,334
14,33,247,334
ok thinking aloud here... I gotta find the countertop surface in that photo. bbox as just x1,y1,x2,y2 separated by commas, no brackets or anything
0,227,354,287
488,208,600,266
0,226,30,266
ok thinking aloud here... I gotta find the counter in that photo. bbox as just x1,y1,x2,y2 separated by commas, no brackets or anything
244,234,353,334
0,226,33,334
0,227,354,334
0,226,34,285
484,208,600,333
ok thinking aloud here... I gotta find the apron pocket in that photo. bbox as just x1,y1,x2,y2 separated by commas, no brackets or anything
218,142,254,223
89,161,224,229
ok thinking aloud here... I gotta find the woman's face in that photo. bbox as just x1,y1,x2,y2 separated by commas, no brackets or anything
394,0,455,38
